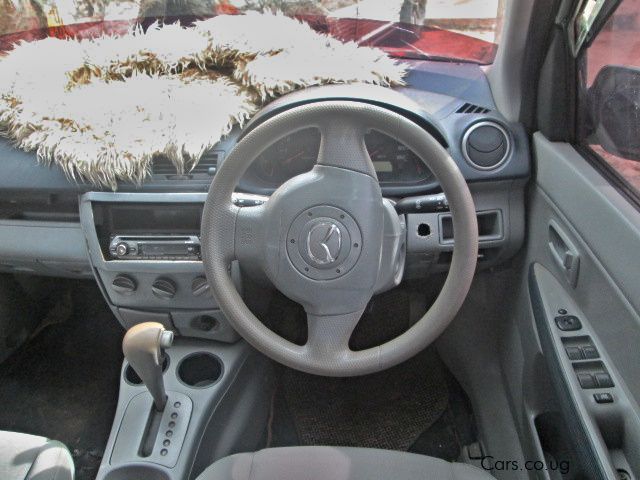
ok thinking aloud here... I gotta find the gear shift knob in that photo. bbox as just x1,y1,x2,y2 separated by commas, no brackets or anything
123,322,174,411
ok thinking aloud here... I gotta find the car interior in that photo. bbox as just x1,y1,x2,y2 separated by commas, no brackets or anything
0,0,640,479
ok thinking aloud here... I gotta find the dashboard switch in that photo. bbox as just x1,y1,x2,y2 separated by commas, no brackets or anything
577,373,597,389
582,345,600,359
152,278,177,300
594,373,614,388
112,275,136,295
192,276,211,297
394,193,449,214
565,347,584,360
594,393,613,404
555,315,582,331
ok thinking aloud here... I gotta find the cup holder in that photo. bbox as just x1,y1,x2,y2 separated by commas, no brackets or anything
102,465,170,480
124,355,169,385
177,352,222,388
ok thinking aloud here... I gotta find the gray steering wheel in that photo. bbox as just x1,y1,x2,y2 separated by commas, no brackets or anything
201,101,478,377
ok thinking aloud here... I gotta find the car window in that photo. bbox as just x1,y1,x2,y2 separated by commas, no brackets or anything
577,0,640,195
0,0,505,64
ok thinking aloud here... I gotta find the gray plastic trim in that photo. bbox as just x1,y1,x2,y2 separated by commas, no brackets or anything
533,133,640,315
404,180,525,277
0,219,91,277
96,339,273,480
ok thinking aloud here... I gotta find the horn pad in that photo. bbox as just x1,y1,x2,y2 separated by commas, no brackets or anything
286,205,362,281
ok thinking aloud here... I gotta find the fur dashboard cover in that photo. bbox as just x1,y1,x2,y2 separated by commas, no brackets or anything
0,13,407,189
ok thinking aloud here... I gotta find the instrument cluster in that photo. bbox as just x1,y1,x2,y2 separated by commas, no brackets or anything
245,128,434,188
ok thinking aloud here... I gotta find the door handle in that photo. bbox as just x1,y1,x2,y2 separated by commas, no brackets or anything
548,220,580,287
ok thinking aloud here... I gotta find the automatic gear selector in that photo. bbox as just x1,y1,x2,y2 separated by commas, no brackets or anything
122,322,174,411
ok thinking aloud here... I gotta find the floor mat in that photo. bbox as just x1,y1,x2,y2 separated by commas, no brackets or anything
280,347,449,451
409,373,478,461
266,286,478,457
0,279,124,480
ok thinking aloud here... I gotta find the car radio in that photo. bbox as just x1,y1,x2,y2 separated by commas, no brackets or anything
108,235,201,260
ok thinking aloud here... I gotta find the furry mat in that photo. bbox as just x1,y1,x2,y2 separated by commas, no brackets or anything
0,13,406,189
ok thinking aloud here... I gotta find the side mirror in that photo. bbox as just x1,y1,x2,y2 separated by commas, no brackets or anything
587,65,640,161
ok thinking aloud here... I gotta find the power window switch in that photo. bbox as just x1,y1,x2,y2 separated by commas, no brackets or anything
577,373,597,389
566,347,584,360
555,315,582,331
582,345,599,359
594,393,613,404
594,373,614,388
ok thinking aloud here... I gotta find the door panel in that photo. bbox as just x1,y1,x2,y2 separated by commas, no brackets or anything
517,133,640,479
533,133,640,396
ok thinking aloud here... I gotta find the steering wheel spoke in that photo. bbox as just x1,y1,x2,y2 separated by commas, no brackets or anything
303,309,364,366
234,203,268,266
316,116,376,177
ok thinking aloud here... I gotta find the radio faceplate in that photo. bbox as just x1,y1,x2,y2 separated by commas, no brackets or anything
109,235,201,261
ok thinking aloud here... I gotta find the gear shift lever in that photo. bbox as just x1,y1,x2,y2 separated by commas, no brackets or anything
123,322,174,411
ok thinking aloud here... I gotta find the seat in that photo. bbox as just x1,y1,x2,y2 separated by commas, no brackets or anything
197,446,493,480
0,431,74,480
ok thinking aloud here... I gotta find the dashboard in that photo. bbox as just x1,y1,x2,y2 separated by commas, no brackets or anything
0,59,531,341
0,60,530,282
0,60,530,198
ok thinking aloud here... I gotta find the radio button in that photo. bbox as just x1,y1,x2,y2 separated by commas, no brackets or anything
115,242,129,257
112,275,137,295
152,278,177,299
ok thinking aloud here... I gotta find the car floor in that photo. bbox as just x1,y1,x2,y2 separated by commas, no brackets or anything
0,278,124,480
263,287,479,460
266,354,477,460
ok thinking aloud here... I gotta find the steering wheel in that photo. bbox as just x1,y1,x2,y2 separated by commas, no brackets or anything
201,101,478,377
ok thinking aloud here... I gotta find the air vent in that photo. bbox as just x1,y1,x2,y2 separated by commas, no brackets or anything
152,150,221,177
152,156,179,175
462,121,510,170
191,150,220,175
456,103,491,114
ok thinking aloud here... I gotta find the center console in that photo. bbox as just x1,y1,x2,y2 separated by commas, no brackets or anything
80,192,274,480
79,192,264,342
97,338,273,480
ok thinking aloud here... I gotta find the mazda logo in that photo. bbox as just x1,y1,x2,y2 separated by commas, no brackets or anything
306,222,342,266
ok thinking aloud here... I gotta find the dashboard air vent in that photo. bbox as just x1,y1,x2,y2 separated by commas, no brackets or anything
152,150,221,177
190,150,220,175
462,121,510,170
456,103,490,114
152,156,179,175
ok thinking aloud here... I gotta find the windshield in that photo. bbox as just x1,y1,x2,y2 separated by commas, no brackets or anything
0,0,503,64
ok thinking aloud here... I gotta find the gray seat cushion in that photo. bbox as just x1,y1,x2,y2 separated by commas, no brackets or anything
0,431,74,480
197,446,494,480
